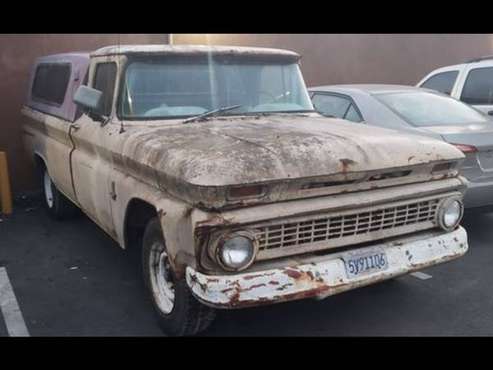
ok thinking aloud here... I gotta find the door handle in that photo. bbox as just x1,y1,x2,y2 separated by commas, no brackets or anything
71,123,81,131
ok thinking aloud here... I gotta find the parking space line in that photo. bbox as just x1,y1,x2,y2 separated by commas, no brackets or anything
410,272,433,280
0,267,29,337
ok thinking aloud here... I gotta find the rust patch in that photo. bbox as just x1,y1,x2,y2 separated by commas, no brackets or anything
283,268,323,286
339,158,357,173
189,273,208,292
406,250,413,261
276,283,294,291
243,272,276,280
196,215,234,228
183,207,194,218
240,283,267,292
229,290,241,305
283,269,302,279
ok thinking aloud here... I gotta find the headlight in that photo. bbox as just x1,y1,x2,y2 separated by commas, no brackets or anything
438,197,464,230
211,231,257,271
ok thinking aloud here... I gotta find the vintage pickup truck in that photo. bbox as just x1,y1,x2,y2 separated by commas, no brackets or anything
22,45,469,336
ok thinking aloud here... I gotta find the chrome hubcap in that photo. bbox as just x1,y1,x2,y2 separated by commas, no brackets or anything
43,170,54,208
149,241,175,314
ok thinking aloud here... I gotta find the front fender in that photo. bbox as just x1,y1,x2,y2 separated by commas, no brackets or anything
112,171,198,277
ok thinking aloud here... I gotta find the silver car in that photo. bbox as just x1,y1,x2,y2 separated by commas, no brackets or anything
308,84,493,209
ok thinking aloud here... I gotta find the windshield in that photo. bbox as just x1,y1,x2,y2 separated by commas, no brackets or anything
376,91,489,127
119,58,314,119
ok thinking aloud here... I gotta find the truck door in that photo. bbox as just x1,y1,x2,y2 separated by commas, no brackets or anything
69,61,118,237
457,64,493,116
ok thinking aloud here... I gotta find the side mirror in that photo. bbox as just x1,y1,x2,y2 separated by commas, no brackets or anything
74,86,105,123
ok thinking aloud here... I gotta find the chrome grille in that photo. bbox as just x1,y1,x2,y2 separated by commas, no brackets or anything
254,197,441,258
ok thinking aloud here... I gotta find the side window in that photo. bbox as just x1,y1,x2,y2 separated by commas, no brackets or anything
32,63,71,106
460,67,493,105
93,62,117,116
311,93,363,123
312,93,351,118
420,71,459,95
345,104,363,123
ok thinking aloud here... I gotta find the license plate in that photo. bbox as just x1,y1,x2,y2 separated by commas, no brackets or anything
342,248,389,279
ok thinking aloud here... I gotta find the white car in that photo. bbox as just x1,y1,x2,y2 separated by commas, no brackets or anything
417,56,493,116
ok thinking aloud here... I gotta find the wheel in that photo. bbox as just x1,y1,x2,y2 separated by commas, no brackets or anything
142,218,216,336
41,166,79,220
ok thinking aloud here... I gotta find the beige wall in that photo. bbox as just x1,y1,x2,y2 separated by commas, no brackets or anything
0,34,167,193
174,34,493,86
4,34,493,193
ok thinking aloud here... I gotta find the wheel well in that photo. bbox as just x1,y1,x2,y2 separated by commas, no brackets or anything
34,154,46,172
33,154,46,188
124,199,158,251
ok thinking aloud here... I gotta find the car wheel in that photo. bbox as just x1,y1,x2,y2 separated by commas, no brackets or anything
42,167,79,220
142,217,216,336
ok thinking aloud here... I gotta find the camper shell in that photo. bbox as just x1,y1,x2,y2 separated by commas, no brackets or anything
26,52,90,122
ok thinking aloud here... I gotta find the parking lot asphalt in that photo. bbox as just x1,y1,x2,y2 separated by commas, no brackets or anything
1,200,492,336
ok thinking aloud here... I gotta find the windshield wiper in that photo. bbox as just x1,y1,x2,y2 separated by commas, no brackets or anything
182,105,243,124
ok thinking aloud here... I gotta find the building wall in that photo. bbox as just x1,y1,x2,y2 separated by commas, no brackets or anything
4,34,493,193
174,34,493,86
0,34,167,193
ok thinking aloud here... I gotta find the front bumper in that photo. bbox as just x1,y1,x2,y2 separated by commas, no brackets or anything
186,227,468,309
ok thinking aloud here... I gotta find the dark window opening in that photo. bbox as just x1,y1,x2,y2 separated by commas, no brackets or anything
461,67,493,105
93,62,117,116
312,93,363,123
32,63,71,106
420,71,459,95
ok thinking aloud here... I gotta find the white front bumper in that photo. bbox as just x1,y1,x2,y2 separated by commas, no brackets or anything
186,227,468,309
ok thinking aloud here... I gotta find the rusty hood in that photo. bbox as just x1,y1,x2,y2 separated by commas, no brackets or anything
121,114,464,208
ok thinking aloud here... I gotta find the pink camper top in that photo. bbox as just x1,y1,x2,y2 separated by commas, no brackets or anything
25,52,90,122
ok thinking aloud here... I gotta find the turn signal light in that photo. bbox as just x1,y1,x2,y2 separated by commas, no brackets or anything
452,143,477,154
228,185,264,199
432,162,453,172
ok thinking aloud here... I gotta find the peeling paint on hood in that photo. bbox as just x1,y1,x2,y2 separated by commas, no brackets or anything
118,114,464,208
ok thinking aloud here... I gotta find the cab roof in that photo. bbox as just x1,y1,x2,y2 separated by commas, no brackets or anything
91,44,301,62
